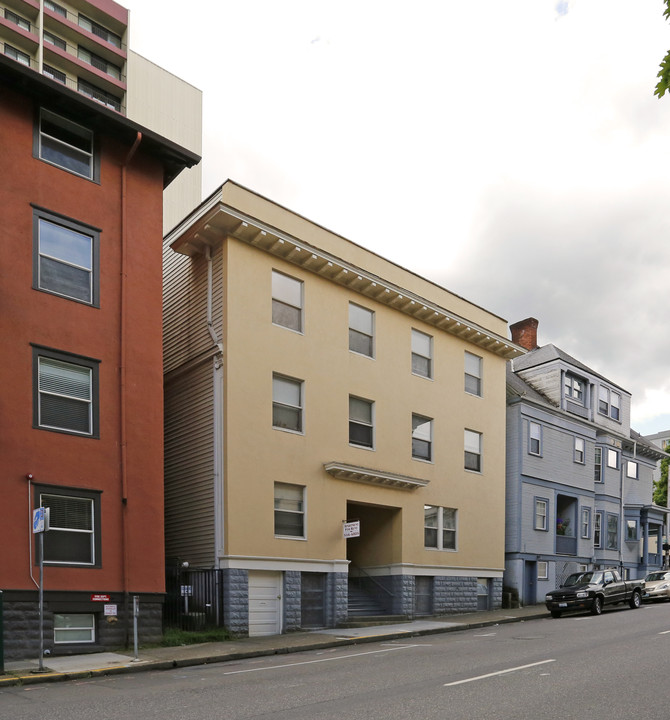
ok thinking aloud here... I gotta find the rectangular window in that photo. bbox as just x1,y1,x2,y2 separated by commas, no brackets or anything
535,498,548,530
564,375,584,403
272,374,303,433
626,519,638,542
54,613,95,644
33,208,99,305
610,392,620,420
33,347,99,437
607,448,619,469
574,437,585,464
274,483,305,537
4,43,30,66
464,352,482,396
37,109,95,180
272,270,303,332
349,303,374,357
40,492,97,564
464,429,482,472
412,414,432,461
44,30,67,50
594,447,603,483
78,14,122,48
529,421,542,455
537,561,548,580
349,396,374,448
45,0,67,18
411,329,432,378
626,460,638,479
581,507,591,539
43,64,67,84
5,8,30,30
424,505,456,550
77,78,121,112
78,46,121,80
607,514,619,551
598,387,621,420
594,512,602,548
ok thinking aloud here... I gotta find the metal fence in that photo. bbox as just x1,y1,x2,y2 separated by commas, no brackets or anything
163,567,226,631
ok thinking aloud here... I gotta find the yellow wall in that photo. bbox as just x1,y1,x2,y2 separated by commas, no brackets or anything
221,237,507,572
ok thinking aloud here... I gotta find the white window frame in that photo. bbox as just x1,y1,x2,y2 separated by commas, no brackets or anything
607,448,619,469
411,414,433,462
349,396,374,449
564,375,585,404
626,460,638,479
594,447,603,483
272,374,304,434
581,507,591,539
599,386,622,421
574,437,585,464
411,329,432,379
464,351,482,397
535,498,548,530
348,303,374,358
537,561,548,580
464,429,482,472
54,613,95,644
424,505,457,551
529,421,542,456
594,511,603,548
274,482,305,539
271,270,303,333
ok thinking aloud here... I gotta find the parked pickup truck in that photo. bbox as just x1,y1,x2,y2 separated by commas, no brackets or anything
545,569,645,618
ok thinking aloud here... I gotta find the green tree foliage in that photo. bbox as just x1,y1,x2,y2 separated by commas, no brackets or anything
652,442,669,506
656,0,670,97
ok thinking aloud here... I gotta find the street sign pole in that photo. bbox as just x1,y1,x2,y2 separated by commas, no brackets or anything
38,531,44,672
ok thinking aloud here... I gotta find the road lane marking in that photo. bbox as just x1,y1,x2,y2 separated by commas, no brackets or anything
222,645,422,675
444,659,556,686
659,630,670,635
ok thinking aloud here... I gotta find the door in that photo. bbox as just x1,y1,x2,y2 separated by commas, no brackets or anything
248,571,282,636
524,561,537,605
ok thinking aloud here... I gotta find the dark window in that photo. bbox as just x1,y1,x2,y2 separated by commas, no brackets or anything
35,485,101,567
36,109,96,180
78,14,122,48
274,483,304,537
272,375,303,432
32,346,100,437
43,64,67,84
33,207,100,305
5,8,30,30
349,396,373,447
301,573,326,627
412,414,432,461
77,78,121,112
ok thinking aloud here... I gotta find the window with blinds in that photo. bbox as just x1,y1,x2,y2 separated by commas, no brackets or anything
41,493,95,564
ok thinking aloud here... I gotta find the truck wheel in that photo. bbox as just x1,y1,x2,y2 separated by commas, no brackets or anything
550,610,562,618
629,591,641,609
591,596,603,615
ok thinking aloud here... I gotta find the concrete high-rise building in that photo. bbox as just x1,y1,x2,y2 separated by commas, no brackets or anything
0,0,202,230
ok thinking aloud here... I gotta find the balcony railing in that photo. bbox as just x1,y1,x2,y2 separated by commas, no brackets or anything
556,534,577,555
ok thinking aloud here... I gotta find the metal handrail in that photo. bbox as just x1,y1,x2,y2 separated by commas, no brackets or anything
350,563,394,598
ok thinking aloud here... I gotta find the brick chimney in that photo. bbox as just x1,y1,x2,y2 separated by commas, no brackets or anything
510,317,539,351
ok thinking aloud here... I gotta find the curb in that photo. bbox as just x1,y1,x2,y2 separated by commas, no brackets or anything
0,611,549,688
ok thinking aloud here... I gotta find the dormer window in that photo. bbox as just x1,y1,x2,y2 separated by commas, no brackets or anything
598,386,621,421
564,375,584,404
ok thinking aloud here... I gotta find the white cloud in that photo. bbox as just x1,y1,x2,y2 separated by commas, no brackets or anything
126,0,670,434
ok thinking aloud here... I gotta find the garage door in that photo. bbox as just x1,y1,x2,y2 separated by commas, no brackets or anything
248,571,282,636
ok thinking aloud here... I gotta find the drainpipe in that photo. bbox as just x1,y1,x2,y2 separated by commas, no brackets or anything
38,1,44,73
120,132,142,646
205,247,225,567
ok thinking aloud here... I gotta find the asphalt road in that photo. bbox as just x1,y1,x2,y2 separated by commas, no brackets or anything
2,602,670,719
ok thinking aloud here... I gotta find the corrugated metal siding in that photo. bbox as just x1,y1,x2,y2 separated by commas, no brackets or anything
164,360,216,567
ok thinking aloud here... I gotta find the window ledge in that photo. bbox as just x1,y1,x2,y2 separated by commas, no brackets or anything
324,461,429,490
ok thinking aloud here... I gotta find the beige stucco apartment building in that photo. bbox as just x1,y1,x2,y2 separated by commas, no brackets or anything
163,181,524,635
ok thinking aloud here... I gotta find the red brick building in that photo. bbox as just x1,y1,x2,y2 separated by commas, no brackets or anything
0,55,199,659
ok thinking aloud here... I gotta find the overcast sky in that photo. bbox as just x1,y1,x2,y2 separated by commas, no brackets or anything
124,0,670,435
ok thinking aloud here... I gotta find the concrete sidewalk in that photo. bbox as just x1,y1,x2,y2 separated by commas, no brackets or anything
0,604,548,687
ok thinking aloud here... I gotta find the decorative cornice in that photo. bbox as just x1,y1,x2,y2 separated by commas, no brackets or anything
323,461,429,490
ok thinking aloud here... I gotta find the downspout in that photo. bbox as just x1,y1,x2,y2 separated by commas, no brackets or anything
205,246,225,570
120,131,142,646
38,0,43,73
